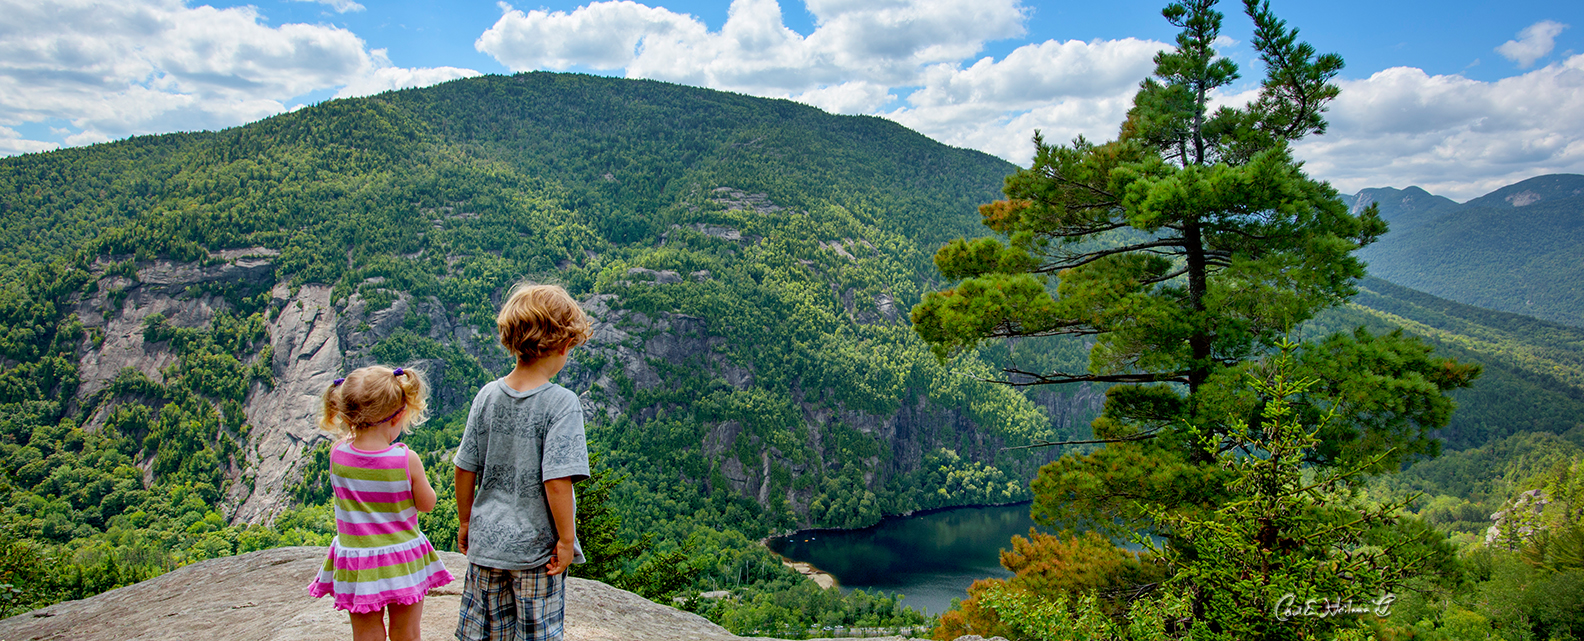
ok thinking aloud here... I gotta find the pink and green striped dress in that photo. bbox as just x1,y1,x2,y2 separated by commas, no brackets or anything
307,441,454,613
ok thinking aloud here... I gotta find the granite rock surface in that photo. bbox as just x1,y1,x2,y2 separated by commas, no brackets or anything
0,547,929,641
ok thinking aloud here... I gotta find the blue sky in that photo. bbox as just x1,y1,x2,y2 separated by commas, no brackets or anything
237,0,1581,83
3,0,1582,199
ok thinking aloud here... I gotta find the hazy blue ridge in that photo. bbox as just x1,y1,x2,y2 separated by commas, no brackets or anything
1351,174,1584,327
1461,173,1584,210
1348,185,1461,232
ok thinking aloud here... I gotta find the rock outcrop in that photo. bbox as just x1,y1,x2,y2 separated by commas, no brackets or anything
0,547,923,641
230,284,342,524
62,191,1087,532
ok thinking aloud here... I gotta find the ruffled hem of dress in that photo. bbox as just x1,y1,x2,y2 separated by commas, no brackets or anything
312,569,457,613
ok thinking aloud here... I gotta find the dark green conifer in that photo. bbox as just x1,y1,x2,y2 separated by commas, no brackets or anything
913,1,1481,636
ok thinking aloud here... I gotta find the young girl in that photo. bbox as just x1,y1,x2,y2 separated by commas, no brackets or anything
308,365,455,641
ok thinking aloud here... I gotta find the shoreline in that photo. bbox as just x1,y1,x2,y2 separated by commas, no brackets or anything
761,499,1034,540
757,500,1034,590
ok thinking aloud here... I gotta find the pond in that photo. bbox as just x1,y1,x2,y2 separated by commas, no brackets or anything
765,502,1041,615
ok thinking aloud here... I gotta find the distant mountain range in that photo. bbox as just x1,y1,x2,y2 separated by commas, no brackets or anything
1346,174,1584,327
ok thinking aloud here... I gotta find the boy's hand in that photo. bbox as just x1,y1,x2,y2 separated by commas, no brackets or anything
546,538,575,576
457,522,469,554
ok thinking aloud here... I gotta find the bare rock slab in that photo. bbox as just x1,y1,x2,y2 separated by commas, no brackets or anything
0,547,925,641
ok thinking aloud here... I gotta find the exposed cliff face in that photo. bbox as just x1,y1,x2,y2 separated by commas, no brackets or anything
230,283,342,524
72,250,278,408
62,187,1090,530
0,546,926,641
70,251,345,524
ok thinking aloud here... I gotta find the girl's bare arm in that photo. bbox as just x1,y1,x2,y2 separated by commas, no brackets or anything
407,450,438,512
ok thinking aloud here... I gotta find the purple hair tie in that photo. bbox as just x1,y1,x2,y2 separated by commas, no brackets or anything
393,368,405,376
332,378,345,386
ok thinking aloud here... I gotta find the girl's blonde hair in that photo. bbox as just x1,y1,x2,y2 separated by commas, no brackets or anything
319,365,429,436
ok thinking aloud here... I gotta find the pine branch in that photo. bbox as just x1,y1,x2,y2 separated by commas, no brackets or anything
1035,239,1188,273
1001,430,1164,452
987,367,1192,386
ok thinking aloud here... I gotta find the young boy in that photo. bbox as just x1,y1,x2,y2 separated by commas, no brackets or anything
453,283,592,641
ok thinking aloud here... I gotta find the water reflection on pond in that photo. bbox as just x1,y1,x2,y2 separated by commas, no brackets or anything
766,502,1041,615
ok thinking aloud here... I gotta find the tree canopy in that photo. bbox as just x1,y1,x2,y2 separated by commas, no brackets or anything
912,0,1476,467
914,1,1481,637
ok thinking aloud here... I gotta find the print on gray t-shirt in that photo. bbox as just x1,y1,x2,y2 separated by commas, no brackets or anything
453,379,591,570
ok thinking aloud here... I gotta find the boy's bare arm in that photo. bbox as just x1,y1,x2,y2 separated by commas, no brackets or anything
543,477,576,576
455,467,477,554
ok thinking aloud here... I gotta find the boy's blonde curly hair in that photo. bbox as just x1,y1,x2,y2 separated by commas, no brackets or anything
497,283,592,364
319,365,429,436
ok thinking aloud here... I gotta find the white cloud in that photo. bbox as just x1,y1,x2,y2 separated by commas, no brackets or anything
907,38,1159,111
334,50,480,99
478,0,1156,162
474,0,706,71
0,126,59,155
790,81,894,115
1496,20,1568,68
288,0,367,13
477,0,1026,96
1294,55,1584,200
887,38,1162,162
0,0,477,154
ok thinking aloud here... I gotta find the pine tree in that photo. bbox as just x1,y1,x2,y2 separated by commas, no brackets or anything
912,0,1479,637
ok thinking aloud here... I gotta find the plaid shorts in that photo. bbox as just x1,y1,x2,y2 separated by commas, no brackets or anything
455,563,565,641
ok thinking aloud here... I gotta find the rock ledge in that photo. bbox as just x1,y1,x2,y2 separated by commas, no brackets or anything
0,547,924,641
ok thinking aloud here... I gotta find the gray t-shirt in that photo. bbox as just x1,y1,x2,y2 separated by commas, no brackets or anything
453,379,590,570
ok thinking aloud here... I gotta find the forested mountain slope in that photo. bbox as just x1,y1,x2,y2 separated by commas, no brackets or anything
1309,277,1584,450
0,73,1098,607
1354,174,1584,326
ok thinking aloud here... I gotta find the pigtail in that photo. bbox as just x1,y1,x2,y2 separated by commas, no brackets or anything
392,367,430,432
319,378,351,435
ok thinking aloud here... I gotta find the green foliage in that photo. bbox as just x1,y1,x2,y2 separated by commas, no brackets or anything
16,59,1570,639
0,70,1091,621
1364,430,1584,545
1306,277,1584,449
934,530,1169,640
967,587,1196,641
689,567,930,638
0,263,285,613
908,0,1463,480
1140,344,1456,640
920,3,1482,639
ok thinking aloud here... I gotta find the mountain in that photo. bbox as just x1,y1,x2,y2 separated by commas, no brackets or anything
0,73,1109,614
1353,174,1584,327
5,71,1578,624
1462,173,1584,210
1349,185,1460,232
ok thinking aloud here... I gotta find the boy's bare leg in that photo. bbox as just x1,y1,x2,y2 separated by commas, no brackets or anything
387,600,424,641
349,609,387,641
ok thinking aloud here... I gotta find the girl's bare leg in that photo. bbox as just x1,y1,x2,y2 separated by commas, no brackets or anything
387,600,424,641
349,609,387,641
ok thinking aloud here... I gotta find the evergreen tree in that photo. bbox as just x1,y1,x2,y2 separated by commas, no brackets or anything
913,0,1479,636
